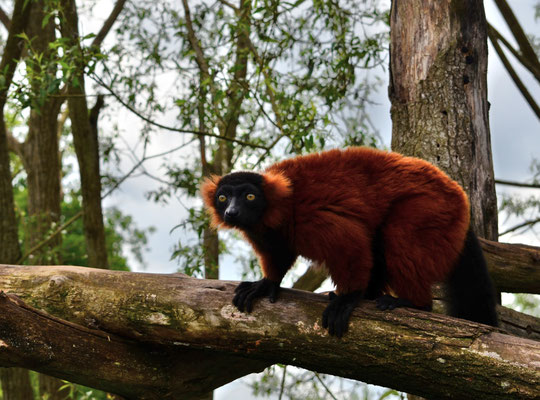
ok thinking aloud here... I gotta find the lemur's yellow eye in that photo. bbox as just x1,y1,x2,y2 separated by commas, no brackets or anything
246,194,255,201
218,195,227,202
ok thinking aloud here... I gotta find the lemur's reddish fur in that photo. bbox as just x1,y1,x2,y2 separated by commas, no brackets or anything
201,147,470,309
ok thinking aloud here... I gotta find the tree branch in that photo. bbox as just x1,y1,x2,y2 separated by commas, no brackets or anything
0,0,32,110
496,179,540,189
487,23,540,83
488,26,540,120
0,291,268,400
478,238,540,294
5,130,22,158
0,265,538,400
492,0,540,75
91,0,127,49
89,74,269,150
0,6,11,30
498,218,540,237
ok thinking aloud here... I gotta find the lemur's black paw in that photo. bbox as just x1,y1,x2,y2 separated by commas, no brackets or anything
322,291,362,338
233,278,280,313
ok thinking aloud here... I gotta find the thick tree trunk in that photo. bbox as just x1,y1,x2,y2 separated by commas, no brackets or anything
59,0,109,269
203,229,219,279
0,265,538,400
0,0,30,264
0,121,20,264
14,3,67,399
0,0,45,397
20,2,63,265
0,368,34,400
389,0,498,240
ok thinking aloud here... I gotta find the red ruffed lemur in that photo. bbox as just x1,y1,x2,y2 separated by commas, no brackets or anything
201,147,498,337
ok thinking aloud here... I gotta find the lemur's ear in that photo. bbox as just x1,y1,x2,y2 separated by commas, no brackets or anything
261,170,293,228
200,175,222,228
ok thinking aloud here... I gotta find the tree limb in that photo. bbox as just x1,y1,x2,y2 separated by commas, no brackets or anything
488,26,540,120
5,130,22,158
496,178,540,189
479,238,540,294
0,0,32,110
0,265,538,400
487,24,540,83
91,0,127,49
499,218,540,237
0,291,268,400
492,0,540,76
89,74,269,149
0,6,11,30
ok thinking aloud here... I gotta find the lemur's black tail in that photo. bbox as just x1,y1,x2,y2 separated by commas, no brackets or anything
446,227,498,326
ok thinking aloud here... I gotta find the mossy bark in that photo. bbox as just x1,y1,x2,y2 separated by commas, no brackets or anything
0,265,538,399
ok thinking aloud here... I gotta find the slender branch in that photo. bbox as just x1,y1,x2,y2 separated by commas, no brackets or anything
314,373,339,400
17,136,196,265
246,37,285,133
495,179,540,189
89,74,269,149
499,217,540,237
5,130,22,158
180,0,224,129
488,23,540,83
101,139,197,199
245,37,291,166
488,28,540,120
493,0,540,74
217,0,239,12
17,211,83,264
0,6,11,30
0,0,32,110
181,0,212,80
278,365,287,400
91,0,127,49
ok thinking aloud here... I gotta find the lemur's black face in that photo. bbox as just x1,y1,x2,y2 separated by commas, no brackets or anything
215,172,267,229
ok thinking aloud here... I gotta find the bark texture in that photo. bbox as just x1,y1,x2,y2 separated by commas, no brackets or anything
0,1,46,397
0,0,31,264
479,238,540,294
0,292,267,400
389,0,498,240
0,265,538,400
19,2,63,265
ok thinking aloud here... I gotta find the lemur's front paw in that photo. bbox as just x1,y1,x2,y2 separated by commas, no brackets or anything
322,291,362,338
232,278,280,312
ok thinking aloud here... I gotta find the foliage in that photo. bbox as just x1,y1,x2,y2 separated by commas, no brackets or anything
499,159,540,237
11,28,102,111
12,182,152,271
99,0,388,273
249,364,403,400
58,380,112,400
508,294,540,317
